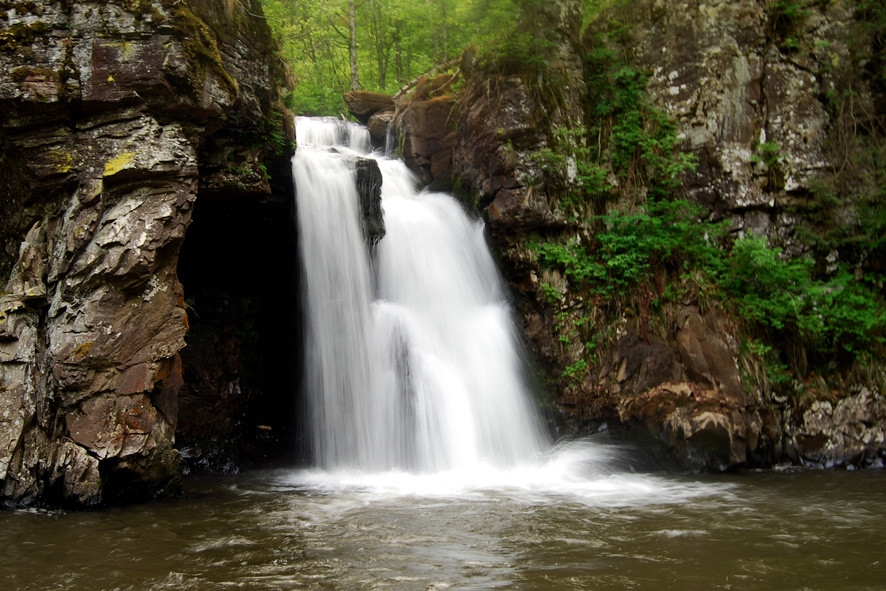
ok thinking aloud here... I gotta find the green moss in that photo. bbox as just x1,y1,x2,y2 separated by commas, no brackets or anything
47,149,72,173
0,21,49,52
103,152,136,177
172,5,239,98
10,66,57,83
73,341,94,360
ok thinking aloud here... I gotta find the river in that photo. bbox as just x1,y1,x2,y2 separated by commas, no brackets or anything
2,462,883,590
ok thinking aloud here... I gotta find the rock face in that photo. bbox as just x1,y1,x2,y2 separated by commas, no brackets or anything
391,0,886,470
344,90,394,124
355,158,386,245
0,0,291,506
625,0,848,233
390,74,460,191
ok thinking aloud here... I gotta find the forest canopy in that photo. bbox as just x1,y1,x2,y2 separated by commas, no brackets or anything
259,0,527,115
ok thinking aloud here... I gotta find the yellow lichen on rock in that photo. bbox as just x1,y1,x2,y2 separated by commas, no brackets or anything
73,341,94,360
49,150,72,173
103,152,136,177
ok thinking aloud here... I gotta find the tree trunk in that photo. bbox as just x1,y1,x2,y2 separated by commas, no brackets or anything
371,0,387,89
349,0,359,91
440,0,448,63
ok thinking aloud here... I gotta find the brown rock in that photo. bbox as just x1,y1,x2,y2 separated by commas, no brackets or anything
618,382,749,470
344,90,395,123
0,0,288,507
393,95,457,190
368,109,394,143
675,307,743,405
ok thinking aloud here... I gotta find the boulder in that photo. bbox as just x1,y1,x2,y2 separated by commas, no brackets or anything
368,109,395,144
344,90,395,123
355,158,385,245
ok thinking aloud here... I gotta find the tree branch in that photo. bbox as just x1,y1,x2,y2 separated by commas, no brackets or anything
393,57,460,100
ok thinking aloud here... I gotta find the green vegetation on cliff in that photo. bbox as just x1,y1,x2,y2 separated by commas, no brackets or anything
526,0,886,392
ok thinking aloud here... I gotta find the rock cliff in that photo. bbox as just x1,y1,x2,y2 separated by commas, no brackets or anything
0,0,293,506
380,0,886,471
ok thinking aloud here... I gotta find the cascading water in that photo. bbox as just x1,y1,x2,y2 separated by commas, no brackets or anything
293,117,548,475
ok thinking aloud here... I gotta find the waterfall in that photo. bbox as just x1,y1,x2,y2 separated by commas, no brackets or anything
293,117,549,474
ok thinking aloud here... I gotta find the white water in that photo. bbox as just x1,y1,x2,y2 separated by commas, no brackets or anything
294,116,547,473
292,117,722,505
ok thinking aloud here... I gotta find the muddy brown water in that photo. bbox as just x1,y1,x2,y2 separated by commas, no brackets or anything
2,467,884,590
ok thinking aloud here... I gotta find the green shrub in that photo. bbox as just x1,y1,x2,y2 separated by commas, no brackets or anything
718,236,886,356
529,199,722,300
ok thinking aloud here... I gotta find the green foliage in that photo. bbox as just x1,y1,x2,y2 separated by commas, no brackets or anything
717,236,812,332
855,0,886,89
531,215,885,359
259,0,525,115
583,34,698,200
539,283,562,305
718,236,886,355
562,359,588,384
742,339,794,390
750,140,786,191
475,29,554,76
531,126,610,211
751,141,784,169
768,0,810,51
530,200,722,300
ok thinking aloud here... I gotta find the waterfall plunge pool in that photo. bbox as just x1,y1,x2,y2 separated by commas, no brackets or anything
2,464,884,590
7,119,882,590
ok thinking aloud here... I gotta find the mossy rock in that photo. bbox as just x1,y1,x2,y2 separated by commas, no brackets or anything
171,5,239,99
0,21,49,52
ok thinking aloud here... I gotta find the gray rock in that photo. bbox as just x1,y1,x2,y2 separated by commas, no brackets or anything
0,0,288,507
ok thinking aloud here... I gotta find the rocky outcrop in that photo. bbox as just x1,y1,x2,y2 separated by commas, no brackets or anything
0,0,291,506
390,74,460,191
344,90,394,124
355,158,385,245
421,0,886,470
562,0,885,469
622,0,854,236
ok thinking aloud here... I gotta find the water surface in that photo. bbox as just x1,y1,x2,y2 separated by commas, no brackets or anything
3,461,883,590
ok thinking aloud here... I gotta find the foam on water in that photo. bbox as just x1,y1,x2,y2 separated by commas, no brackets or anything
292,117,728,507
280,439,732,508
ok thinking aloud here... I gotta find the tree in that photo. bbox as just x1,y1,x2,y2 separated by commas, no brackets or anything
348,0,360,90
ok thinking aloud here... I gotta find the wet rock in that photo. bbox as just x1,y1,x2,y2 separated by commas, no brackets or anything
623,0,846,230
791,388,886,468
618,382,750,471
443,0,885,472
0,0,289,507
367,109,394,144
355,158,385,245
344,90,395,124
675,307,743,405
391,75,459,191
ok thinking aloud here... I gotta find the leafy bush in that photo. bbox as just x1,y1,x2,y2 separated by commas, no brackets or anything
531,126,610,211
527,0,886,382
717,236,886,356
529,199,722,299
531,216,886,359
584,38,697,199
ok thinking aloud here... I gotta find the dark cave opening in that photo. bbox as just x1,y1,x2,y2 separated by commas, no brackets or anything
175,168,303,474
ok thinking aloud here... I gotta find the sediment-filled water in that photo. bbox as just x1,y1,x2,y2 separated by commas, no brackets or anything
3,467,883,590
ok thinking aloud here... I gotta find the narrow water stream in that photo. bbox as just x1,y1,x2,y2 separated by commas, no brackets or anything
2,467,883,590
